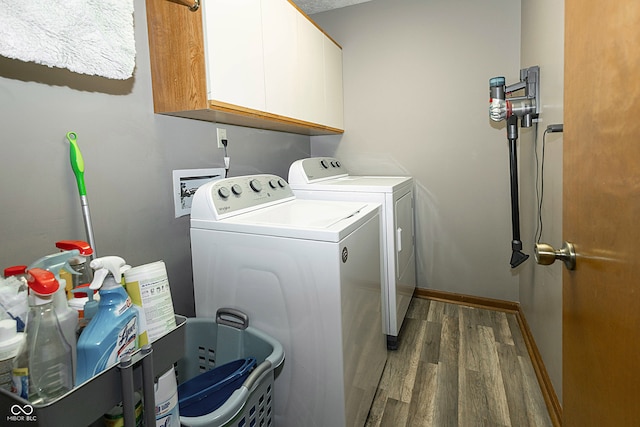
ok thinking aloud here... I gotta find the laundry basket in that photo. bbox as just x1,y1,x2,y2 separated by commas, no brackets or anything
175,308,284,427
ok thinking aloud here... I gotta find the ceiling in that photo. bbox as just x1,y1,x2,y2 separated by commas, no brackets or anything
293,0,372,15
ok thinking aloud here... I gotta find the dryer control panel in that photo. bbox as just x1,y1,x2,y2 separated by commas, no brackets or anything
288,157,349,184
191,174,295,220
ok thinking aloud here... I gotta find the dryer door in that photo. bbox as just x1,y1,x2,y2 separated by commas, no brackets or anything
393,188,417,337
394,190,415,283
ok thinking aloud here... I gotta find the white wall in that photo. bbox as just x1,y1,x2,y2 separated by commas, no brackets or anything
312,0,522,301
519,0,564,402
0,0,311,316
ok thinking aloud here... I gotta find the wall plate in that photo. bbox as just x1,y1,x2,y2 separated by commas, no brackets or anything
172,168,225,218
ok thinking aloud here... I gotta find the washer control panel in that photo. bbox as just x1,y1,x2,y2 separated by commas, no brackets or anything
205,174,293,218
288,157,349,183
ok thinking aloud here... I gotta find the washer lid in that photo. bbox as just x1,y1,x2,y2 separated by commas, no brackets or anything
290,175,413,193
191,199,380,242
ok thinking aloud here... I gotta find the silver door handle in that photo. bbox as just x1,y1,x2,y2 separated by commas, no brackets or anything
534,241,576,270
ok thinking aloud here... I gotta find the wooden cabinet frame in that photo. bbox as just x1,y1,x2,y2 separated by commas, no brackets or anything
145,0,344,136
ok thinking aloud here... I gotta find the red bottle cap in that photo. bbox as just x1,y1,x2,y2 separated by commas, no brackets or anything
4,265,27,277
26,268,59,295
55,240,93,257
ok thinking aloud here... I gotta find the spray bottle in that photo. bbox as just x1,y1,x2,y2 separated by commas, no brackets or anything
76,256,140,385
69,285,99,339
55,240,94,298
27,251,80,380
11,268,73,404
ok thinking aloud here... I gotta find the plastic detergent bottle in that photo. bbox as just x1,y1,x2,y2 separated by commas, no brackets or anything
28,250,80,380
11,268,73,404
76,256,139,385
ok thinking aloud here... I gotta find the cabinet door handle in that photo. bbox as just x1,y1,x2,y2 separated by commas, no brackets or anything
397,227,403,252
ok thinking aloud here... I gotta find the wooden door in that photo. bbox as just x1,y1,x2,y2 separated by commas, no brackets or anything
563,1,640,425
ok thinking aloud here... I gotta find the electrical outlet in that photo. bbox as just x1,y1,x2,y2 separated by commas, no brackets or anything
217,128,227,148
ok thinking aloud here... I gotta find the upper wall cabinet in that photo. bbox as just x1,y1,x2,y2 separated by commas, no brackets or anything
146,0,344,135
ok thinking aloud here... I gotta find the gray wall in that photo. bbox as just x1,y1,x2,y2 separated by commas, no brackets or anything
311,0,522,301
0,0,310,317
519,0,564,401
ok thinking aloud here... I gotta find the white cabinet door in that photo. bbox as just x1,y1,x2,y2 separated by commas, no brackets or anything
262,0,298,119
296,15,325,124
323,37,344,130
201,0,266,112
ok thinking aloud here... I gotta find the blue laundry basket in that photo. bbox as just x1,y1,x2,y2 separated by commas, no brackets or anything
175,308,284,427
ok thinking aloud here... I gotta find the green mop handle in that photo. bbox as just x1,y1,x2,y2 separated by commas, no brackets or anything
66,132,96,258
66,132,86,196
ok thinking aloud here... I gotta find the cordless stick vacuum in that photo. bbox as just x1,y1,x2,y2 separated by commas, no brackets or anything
489,66,540,268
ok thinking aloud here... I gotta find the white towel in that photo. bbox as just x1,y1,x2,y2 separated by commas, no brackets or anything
0,0,135,80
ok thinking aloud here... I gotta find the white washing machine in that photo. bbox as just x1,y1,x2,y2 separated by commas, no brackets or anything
289,157,416,350
190,174,387,427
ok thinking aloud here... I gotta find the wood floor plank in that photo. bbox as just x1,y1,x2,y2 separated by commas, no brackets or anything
365,386,387,427
506,312,529,358
365,298,553,427
382,317,427,403
497,341,532,427
426,300,446,323
476,325,511,426
433,310,459,426
421,321,442,365
406,361,438,426
458,367,492,426
518,354,553,426
406,296,431,319
491,310,515,346
459,307,482,372
379,397,410,427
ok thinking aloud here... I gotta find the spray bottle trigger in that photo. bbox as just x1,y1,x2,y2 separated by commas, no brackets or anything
89,268,108,291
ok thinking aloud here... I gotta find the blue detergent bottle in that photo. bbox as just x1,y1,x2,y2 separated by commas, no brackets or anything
76,256,139,384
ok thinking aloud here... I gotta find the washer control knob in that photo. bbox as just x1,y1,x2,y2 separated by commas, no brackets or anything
335,161,341,168
231,184,242,195
249,179,262,192
278,179,286,188
217,187,230,199
320,159,329,169
269,179,278,189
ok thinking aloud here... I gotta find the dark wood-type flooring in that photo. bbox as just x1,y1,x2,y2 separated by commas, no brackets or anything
365,298,553,427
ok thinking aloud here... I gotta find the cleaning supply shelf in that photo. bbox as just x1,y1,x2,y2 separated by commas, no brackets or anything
0,315,186,426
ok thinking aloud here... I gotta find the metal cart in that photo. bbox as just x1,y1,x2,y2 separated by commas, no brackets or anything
0,315,187,426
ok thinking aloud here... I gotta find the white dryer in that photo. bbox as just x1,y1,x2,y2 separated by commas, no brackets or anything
289,157,416,350
190,174,386,427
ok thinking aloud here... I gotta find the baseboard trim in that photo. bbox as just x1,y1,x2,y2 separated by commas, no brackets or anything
414,288,562,427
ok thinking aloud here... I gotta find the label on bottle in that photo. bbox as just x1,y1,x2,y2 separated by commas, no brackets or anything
11,367,28,400
107,316,138,366
156,390,179,427
126,274,176,343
